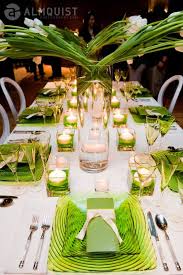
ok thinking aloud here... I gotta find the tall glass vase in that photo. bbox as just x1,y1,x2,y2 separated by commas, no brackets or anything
77,65,112,128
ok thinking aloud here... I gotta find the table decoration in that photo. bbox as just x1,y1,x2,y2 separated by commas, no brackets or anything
47,160,69,196
67,96,78,109
0,143,50,183
18,106,61,125
63,110,78,128
38,88,66,98
57,128,74,152
113,109,128,127
48,194,156,271
95,178,109,192
120,83,151,98
71,86,77,96
111,96,120,108
129,106,175,135
145,116,160,152
79,126,109,172
77,197,121,253
112,88,116,96
117,128,136,151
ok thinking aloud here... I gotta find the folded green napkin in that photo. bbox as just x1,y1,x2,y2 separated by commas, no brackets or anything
120,86,151,98
18,107,60,125
48,195,156,272
38,88,66,98
151,150,183,191
129,106,175,135
0,143,51,183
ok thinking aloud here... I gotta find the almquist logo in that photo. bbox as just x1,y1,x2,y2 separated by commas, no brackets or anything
4,3,21,21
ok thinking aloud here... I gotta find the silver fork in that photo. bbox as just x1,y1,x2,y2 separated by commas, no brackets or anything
19,215,39,268
33,217,50,270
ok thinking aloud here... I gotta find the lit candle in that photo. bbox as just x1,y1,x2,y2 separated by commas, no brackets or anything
57,132,72,145
134,168,153,187
67,112,77,124
95,179,109,192
82,143,107,153
113,109,127,127
111,96,120,108
118,128,136,151
48,169,67,186
69,96,77,108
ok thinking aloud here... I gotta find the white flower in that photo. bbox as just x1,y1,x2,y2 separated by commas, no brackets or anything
24,18,34,28
168,11,181,18
34,18,43,26
49,24,56,29
127,15,147,35
29,27,47,37
127,59,133,65
16,32,28,36
33,56,42,65
175,46,183,52
0,19,4,36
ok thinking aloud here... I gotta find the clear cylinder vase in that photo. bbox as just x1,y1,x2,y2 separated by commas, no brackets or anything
77,65,112,128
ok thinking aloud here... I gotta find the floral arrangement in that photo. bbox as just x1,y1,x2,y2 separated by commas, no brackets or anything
0,12,183,73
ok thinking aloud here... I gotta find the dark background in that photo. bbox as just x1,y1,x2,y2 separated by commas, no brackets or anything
0,0,183,29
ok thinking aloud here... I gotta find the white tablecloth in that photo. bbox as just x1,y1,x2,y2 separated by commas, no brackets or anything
0,81,183,275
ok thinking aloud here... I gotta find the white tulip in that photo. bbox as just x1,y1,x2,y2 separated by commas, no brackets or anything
49,24,56,29
127,59,133,65
168,11,181,18
29,27,47,37
0,19,4,36
33,56,42,65
127,15,147,35
24,18,34,28
34,18,43,26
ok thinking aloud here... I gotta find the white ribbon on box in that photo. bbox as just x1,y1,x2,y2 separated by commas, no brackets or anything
76,209,122,244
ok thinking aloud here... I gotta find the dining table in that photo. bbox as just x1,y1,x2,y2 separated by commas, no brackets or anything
0,80,183,275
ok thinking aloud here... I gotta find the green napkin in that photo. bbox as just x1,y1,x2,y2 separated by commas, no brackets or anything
48,195,156,272
120,86,151,98
38,88,66,98
18,107,60,125
151,150,183,192
86,198,119,254
0,143,51,183
129,106,175,135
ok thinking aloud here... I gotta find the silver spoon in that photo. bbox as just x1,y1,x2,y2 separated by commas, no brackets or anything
0,198,13,207
155,214,181,271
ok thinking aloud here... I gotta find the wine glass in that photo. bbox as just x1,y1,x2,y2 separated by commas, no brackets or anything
36,99,47,125
145,116,160,152
121,70,128,82
134,153,157,201
21,141,37,185
37,132,51,175
114,69,121,92
0,145,25,195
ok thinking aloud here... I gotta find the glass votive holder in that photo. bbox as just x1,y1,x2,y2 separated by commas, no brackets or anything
63,110,78,128
113,109,128,127
112,88,116,96
67,96,78,109
111,96,120,109
47,157,70,197
117,128,136,151
71,86,77,96
57,128,74,152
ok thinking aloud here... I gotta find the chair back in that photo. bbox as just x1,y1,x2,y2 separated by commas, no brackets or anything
157,75,183,113
0,77,26,119
0,104,10,144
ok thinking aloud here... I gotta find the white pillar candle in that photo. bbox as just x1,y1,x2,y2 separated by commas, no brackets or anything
82,143,107,153
48,169,66,185
95,179,109,192
111,96,120,107
113,110,125,122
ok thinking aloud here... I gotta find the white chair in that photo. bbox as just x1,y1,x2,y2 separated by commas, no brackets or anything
0,77,26,120
157,75,183,113
0,104,10,144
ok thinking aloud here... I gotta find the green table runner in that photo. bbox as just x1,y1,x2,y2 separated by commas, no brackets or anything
48,195,156,272
151,150,183,192
129,106,175,135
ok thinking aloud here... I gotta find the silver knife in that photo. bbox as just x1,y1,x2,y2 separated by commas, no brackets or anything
147,211,169,271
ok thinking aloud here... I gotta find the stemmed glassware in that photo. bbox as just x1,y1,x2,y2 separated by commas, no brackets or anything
114,69,122,92
121,70,128,82
36,99,47,125
0,145,25,195
134,153,157,201
145,116,160,152
37,133,51,175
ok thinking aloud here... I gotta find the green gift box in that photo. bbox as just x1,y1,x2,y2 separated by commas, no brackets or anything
86,198,120,254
